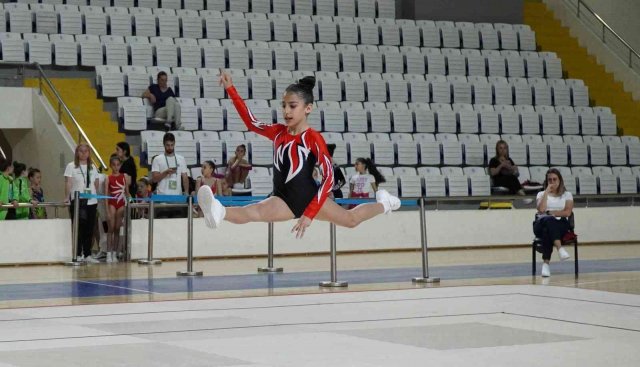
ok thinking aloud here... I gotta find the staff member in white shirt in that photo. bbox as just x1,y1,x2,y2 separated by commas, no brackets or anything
64,143,100,263
534,168,574,277
151,133,189,218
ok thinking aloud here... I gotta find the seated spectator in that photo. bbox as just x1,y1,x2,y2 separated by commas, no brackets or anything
533,168,573,277
225,144,252,189
489,140,525,195
28,168,47,219
142,71,182,130
196,160,224,196
0,157,18,220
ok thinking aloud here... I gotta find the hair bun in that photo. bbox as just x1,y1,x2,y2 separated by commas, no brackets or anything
297,76,316,91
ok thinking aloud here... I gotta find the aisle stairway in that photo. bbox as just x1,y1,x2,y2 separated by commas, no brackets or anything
24,78,147,176
524,1,640,137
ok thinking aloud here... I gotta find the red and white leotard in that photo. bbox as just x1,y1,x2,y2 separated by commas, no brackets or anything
227,86,333,219
107,174,127,209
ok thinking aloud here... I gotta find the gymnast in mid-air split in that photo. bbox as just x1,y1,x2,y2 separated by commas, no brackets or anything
197,70,401,239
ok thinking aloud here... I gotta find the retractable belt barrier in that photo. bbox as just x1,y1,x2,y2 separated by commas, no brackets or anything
70,193,439,285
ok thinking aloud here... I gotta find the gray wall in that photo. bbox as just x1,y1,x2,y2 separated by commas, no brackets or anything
399,0,523,23
580,0,640,53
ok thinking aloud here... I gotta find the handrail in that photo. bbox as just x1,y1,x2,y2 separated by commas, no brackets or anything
0,61,107,170
569,0,640,69
0,145,6,159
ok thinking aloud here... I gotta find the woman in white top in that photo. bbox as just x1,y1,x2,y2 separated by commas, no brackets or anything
64,143,100,263
534,168,574,277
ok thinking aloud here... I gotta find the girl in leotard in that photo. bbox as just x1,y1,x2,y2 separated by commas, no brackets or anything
197,70,401,239
105,155,130,263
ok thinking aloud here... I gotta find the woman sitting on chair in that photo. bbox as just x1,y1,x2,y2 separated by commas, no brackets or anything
534,168,573,277
489,140,525,195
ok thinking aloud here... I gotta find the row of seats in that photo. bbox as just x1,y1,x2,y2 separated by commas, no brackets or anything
5,0,397,18
0,32,547,77
138,129,640,167
0,7,535,50
213,166,640,197
118,94,609,134
104,70,583,109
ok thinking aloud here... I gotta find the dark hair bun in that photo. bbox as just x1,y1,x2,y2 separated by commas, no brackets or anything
298,76,316,90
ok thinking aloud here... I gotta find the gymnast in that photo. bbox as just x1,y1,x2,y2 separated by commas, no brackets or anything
197,70,401,239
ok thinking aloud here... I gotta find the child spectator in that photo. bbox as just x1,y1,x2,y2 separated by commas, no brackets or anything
348,158,385,209
225,144,252,189
105,155,130,263
326,144,346,199
12,161,32,220
0,157,17,220
196,161,224,216
28,168,47,219
134,177,152,219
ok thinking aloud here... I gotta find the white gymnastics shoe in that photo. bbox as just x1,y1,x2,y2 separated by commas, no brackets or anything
376,189,401,214
197,186,226,229
558,247,570,261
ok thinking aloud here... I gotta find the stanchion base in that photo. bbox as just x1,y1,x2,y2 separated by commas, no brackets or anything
138,259,162,265
64,260,85,267
412,277,441,283
319,281,348,288
258,267,284,273
176,271,203,277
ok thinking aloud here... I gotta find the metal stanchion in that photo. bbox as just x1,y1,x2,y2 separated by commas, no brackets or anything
178,195,203,276
138,200,162,265
258,222,284,273
413,197,440,284
319,223,348,287
65,191,85,266
124,199,132,262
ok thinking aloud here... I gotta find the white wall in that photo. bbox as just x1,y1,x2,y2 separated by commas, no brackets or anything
0,88,33,129
545,0,640,100
2,89,77,209
2,207,638,265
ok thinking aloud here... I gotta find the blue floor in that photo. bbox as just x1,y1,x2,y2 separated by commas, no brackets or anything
0,258,639,301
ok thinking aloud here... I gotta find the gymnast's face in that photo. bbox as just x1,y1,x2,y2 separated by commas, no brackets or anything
281,92,313,129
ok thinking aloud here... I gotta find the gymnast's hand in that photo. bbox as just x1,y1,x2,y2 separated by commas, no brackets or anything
218,69,233,89
292,215,312,239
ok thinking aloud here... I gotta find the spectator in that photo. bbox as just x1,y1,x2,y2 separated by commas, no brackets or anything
28,168,47,219
64,143,100,263
151,133,189,218
134,177,152,219
142,71,182,130
105,155,130,263
0,157,18,220
116,141,137,196
12,161,32,220
225,144,252,189
534,168,573,277
326,144,346,199
349,158,385,209
489,140,525,195
196,160,224,196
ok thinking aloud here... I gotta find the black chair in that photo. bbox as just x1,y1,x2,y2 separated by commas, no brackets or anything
532,212,579,276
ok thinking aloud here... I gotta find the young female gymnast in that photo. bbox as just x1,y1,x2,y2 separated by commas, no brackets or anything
197,71,401,239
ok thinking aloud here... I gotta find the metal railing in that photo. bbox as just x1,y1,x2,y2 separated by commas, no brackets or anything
0,61,107,170
0,145,6,159
0,201,69,218
566,0,640,72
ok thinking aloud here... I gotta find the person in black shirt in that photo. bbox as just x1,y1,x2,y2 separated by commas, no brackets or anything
488,140,525,195
326,144,346,199
142,71,182,130
116,141,137,196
